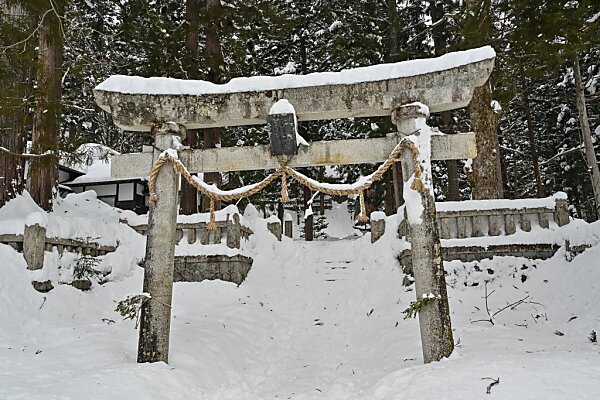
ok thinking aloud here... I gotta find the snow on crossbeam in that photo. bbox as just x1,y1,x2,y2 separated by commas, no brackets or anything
94,46,495,131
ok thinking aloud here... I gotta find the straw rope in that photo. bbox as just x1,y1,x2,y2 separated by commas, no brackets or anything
148,137,425,229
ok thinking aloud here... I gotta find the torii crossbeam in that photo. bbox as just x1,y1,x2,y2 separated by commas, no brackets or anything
94,46,495,365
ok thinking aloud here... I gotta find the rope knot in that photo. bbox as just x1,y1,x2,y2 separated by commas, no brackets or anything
357,191,369,224
207,198,217,231
281,171,290,204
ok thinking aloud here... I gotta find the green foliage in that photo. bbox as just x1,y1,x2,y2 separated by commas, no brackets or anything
3,0,600,217
115,293,151,329
300,213,328,239
73,255,102,280
402,294,439,319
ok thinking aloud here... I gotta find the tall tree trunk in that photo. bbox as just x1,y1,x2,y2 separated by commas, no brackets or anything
303,186,313,241
180,0,200,215
201,0,224,212
0,3,29,207
28,2,64,211
387,0,404,209
464,0,500,200
574,56,600,220
384,170,395,215
497,125,511,198
520,68,544,198
387,0,398,62
467,81,500,199
429,0,459,201
392,162,403,207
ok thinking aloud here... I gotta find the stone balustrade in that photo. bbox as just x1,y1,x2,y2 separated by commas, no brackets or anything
129,213,253,249
0,224,117,271
396,195,570,240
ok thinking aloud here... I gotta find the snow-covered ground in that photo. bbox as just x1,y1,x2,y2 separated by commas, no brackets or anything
1,193,600,399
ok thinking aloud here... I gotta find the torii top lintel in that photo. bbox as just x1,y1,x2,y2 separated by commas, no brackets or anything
94,46,495,132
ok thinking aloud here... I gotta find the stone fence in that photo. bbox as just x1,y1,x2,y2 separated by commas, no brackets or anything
392,195,570,241
379,195,576,267
0,224,117,271
129,213,253,249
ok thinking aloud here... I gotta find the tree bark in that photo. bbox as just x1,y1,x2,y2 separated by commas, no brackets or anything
0,3,29,207
467,81,500,199
0,115,26,207
201,0,224,212
303,186,313,241
387,0,398,62
430,0,460,201
520,68,544,197
392,162,403,207
574,56,600,219
387,0,404,210
384,170,395,215
180,0,200,215
465,0,500,200
28,2,64,211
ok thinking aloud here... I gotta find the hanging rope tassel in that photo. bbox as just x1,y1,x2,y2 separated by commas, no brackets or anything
207,198,217,231
357,191,369,224
281,172,290,203
148,156,170,205
410,176,425,191
408,143,426,192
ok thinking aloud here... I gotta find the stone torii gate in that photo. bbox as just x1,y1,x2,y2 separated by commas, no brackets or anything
94,46,495,365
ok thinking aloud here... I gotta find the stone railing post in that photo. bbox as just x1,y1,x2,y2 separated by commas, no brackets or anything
267,219,282,241
137,122,180,364
370,211,386,243
284,213,293,238
555,198,570,227
226,213,242,249
23,221,47,271
392,104,453,364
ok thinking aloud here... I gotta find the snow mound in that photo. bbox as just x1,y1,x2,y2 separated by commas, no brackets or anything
2,195,600,399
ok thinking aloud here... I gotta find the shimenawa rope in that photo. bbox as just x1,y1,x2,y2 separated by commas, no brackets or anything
148,137,425,229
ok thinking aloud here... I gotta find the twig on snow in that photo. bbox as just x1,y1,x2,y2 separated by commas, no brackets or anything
482,377,500,394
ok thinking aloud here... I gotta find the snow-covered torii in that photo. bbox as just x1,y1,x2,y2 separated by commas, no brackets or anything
94,46,495,365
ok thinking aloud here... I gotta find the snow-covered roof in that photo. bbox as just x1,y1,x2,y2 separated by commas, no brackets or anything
62,143,129,185
96,46,496,96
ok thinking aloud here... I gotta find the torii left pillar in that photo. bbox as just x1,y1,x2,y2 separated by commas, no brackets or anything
137,122,180,363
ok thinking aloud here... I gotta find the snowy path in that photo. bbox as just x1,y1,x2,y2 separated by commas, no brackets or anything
169,239,414,399
2,214,600,399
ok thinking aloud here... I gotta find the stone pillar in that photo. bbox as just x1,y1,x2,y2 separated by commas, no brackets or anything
23,222,46,270
370,211,386,243
226,213,242,249
267,220,282,241
284,213,293,238
555,198,570,227
138,123,180,364
392,104,454,364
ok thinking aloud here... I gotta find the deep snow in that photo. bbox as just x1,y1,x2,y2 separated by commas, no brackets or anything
1,192,600,399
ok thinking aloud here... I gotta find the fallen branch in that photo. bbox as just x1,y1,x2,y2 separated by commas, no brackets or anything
471,282,495,325
482,377,500,394
492,296,530,318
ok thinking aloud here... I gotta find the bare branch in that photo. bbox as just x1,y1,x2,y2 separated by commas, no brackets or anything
0,9,53,54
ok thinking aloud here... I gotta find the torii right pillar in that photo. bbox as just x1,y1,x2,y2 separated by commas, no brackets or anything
392,104,454,363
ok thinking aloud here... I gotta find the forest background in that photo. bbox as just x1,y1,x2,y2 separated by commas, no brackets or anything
1,0,599,224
